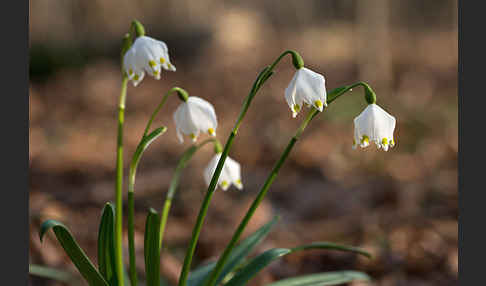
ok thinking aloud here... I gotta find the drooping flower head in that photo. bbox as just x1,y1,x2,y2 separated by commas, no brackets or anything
353,103,396,151
285,67,327,118
204,153,243,191
123,36,176,86
173,96,218,143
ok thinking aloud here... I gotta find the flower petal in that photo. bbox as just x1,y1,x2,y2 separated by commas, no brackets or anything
173,102,199,141
285,73,301,117
353,103,396,151
224,156,242,189
203,154,221,186
186,97,218,135
294,68,327,111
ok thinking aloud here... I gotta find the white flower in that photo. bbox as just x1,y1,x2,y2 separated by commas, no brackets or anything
173,96,218,143
353,103,396,151
123,36,176,86
285,67,327,118
204,153,243,191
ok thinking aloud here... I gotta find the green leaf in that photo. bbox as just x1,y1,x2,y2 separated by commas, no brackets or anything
188,216,279,286
187,262,216,286
265,271,371,286
97,202,118,285
144,208,161,286
159,275,171,286
39,220,109,286
214,215,279,285
290,242,371,258
224,248,290,286
226,242,371,286
29,264,77,284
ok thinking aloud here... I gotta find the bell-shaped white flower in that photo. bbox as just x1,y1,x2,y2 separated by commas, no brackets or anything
204,153,243,191
353,103,396,151
173,96,218,143
284,67,327,118
123,36,176,86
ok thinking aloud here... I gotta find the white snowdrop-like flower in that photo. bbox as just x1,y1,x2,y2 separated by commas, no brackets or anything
204,153,243,191
285,67,327,118
353,103,396,151
123,36,176,86
173,96,218,143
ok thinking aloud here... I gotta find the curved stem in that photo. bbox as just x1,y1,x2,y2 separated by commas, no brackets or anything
177,50,301,286
126,86,187,286
326,81,375,105
158,138,219,251
202,109,318,286
143,87,186,137
114,75,128,286
233,50,301,132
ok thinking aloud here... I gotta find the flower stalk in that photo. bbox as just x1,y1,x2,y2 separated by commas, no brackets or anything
177,50,303,286
114,75,128,286
113,23,143,286
158,138,220,251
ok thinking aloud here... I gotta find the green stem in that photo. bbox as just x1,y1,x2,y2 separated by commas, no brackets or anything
143,87,187,137
177,50,301,286
158,138,218,251
126,87,187,286
115,75,128,286
326,81,375,105
202,109,318,286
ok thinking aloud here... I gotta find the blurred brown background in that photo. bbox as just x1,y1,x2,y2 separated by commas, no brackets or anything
29,1,458,285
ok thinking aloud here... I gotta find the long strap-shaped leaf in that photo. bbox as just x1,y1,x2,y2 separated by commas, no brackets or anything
225,242,371,286
97,202,118,285
188,216,279,286
144,208,161,286
186,262,216,286
39,220,109,286
29,264,78,284
265,271,370,286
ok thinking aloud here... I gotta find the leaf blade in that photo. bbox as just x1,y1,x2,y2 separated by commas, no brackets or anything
188,215,279,286
265,271,370,286
29,264,76,283
97,202,118,285
39,220,109,286
226,242,371,286
186,262,216,286
144,208,161,286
